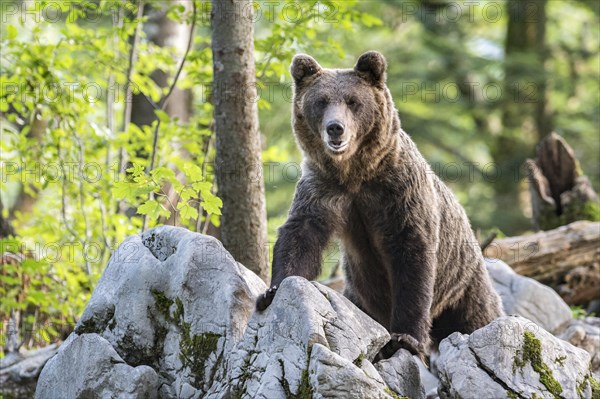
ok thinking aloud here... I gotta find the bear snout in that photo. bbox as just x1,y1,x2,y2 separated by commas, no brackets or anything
326,121,345,140
324,121,349,153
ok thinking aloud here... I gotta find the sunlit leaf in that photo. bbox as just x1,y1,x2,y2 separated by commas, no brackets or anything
137,199,171,219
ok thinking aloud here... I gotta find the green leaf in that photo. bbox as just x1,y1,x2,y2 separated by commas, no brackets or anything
1,275,20,285
183,163,203,182
360,13,382,27
258,98,272,111
177,202,198,221
192,181,212,193
112,181,138,201
127,162,146,177
179,186,196,201
155,110,170,124
6,25,17,40
137,199,171,220
209,213,220,228
112,181,155,201
201,193,223,216
151,166,177,182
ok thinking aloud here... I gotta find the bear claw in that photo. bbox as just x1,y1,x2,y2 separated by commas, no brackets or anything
375,333,426,363
255,285,278,311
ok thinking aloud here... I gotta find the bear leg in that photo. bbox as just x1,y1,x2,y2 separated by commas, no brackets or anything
430,274,504,347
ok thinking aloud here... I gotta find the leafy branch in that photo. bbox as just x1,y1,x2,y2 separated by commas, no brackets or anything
141,0,198,232
117,0,146,214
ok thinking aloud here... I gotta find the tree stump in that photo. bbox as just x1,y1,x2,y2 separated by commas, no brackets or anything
526,132,600,231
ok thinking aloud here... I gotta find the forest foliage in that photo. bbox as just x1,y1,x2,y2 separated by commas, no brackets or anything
0,0,598,353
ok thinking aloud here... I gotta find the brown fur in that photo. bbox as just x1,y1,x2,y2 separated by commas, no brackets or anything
256,51,504,359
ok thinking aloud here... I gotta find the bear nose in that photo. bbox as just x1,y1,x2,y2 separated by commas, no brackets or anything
326,122,345,139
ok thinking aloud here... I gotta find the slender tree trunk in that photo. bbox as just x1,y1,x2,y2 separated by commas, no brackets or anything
503,0,551,141
131,2,192,129
116,0,144,215
489,0,550,233
211,0,268,280
3,112,47,235
0,200,15,238
123,1,193,223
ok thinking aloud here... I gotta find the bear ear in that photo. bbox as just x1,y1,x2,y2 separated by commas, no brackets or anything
291,54,322,84
354,51,387,85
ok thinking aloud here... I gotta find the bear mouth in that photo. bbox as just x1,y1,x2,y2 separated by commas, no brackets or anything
326,140,349,154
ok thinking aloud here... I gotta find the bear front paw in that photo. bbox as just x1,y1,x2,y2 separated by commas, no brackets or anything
375,333,425,362
255,286,278,311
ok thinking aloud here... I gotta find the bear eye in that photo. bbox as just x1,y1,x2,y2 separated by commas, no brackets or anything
317,97,328,107
346,97,359,108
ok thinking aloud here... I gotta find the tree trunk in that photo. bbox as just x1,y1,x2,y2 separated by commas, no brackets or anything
0,199,15,238
526,132,599,230
490,0,550,233
483,220,600,305
503,0,551,141
211,0,268,280
3,113,47,236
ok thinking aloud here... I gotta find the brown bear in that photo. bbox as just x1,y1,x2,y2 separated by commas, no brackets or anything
256,51,504,360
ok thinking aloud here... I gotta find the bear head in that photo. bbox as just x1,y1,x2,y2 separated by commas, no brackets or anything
290,51,396,163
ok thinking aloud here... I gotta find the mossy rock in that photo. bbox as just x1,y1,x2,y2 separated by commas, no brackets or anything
513,332,563,398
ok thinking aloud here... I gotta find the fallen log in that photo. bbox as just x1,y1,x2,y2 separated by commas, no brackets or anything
0,344,59,398
483,220,600,305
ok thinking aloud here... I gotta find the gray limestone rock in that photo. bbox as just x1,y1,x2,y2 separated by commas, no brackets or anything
486,258,573,334
558,316,600,374
35,333,158,399
437,315,597,399
37,227,424,399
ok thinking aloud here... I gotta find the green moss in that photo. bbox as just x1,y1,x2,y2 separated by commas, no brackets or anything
146,289,175,366
108,316,116,331
178,310,221,388
75,318,98,334
513,332,563,398
591,376,600,399
278,347,313,399
578,374,600,399
384,387,408,398
151,289,174,318
353,352,365,367
150,289,221,388
558,199,600,227
576,378,585,398
117,330,159,366
574,372,598,399
580,201,600,222
571,305,588,320
554,355,567,367
507,391,518,399
538,194,600,230
75,306,115,334
173,297,184,321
